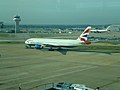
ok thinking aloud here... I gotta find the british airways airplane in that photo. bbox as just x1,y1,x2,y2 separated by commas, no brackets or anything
25,26,91,51
91,26,110,33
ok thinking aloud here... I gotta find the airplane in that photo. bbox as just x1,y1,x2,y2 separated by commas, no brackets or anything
25,26,91,51
91,26,110,33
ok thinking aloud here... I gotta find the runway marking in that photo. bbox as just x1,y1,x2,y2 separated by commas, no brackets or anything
0,66,97,89
23,66,97,84
0,64,91,82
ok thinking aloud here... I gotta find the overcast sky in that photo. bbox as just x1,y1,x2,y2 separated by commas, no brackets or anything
0,0,120,25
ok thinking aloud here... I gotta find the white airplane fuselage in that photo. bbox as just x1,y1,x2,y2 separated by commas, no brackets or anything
91,26,110,33
91,29,107,33
25,38,84,47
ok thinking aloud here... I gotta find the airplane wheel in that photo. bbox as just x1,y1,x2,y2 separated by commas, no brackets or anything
25,45,31,49
49,49,54,51
25,46,29,49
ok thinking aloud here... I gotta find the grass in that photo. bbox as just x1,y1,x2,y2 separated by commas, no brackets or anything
0,41,24,44
79,45,120,50
0,33,75,38
95,41,120,45
78,45,120,53
0,33,10,37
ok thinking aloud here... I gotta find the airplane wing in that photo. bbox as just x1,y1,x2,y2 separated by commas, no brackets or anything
43,43,76,47
43,43,61,47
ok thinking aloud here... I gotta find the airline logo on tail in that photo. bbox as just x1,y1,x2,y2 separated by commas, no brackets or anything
77,26,91,44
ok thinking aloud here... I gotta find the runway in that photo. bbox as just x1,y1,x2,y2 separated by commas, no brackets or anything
0,44,120,90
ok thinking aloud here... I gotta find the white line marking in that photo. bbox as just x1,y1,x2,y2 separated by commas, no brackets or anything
24,66,97,84
0,66,97,89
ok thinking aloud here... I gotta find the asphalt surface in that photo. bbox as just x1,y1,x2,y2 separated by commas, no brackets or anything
0,44,120,90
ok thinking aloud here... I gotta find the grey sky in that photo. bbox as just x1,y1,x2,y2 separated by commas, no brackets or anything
0,0,120,24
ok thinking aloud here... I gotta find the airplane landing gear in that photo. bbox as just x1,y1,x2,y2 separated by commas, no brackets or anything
25,45,31,49
49,47,54,51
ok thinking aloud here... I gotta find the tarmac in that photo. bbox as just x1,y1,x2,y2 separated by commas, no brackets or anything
0,43,120,90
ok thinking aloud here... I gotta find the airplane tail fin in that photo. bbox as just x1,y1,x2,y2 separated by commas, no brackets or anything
77,26,91,44
106,26,111,31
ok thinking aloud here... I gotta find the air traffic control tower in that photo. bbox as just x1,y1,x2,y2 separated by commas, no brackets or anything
13,15,21,33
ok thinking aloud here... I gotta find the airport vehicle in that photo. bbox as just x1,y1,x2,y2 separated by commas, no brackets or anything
25,26,91,50
91,26,110,33
46,82,93,90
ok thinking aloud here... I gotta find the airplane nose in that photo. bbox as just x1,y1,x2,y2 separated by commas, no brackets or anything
25,40,29,44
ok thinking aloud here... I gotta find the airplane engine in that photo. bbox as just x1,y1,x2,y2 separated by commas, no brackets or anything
35,44,44,49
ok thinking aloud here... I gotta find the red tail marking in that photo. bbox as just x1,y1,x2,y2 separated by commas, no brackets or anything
80,38,91,44
83,29,90,34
